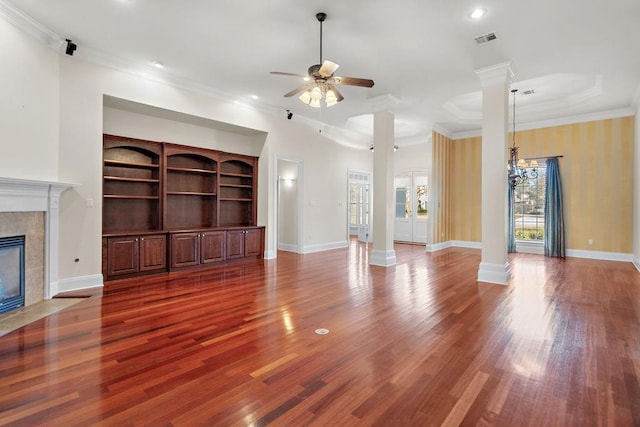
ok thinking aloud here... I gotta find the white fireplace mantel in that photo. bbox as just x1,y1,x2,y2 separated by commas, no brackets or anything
0,177,74,298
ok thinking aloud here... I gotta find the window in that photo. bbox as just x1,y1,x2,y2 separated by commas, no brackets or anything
513,165,546,240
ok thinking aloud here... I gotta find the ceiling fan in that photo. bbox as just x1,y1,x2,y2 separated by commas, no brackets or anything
270,12,375,108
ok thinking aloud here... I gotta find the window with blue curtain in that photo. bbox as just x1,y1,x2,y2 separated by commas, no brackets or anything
544,158,565,257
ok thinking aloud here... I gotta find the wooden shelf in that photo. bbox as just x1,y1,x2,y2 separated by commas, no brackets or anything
104,176,160,183
167,191,216,196
104,159,159,169
220,198,252,202
104,195,160,200
220,183,252,188
167,167,217,174
220,172,252,178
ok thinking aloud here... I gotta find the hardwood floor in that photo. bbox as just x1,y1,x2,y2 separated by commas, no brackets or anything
1,242,639,426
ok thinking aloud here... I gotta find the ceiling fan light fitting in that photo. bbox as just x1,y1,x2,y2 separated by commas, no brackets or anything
310,86,323,100
309,98,321,108
325,89,338,106
299,91,312,104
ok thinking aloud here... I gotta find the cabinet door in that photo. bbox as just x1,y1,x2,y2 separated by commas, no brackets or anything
225,230,245,260
170,233,200,268
244,228,262,257
139,234,167,272
107,236,139,276
201,231,225,264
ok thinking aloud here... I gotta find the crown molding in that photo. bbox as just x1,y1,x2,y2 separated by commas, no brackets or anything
0,0,63,49
432,124,454,139
449,107,635,140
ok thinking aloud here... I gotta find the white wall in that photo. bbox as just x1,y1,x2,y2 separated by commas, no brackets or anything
277,159,299,249
394,140,431,173
103,107,261,156
0,16,59,181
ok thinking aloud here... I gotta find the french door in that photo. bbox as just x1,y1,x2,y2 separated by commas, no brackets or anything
394,171,428,243
349,171,372,243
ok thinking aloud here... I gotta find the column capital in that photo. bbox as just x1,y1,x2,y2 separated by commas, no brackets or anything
367,94,400,113
475,61,514,88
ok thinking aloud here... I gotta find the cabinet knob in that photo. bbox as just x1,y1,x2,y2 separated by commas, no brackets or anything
140,237,144,241
135,238,139,242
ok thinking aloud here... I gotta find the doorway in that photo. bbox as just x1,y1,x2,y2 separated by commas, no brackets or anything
276,158,302,253
394,171,428,243
348,171,372,243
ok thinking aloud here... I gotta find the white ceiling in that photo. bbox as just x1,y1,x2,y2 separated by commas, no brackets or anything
5,0,640,146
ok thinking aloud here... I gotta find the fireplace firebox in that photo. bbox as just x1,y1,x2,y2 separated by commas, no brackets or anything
0,235,25,315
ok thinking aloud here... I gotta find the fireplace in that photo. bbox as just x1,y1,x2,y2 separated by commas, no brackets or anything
0,235,25,314
0,177,73,302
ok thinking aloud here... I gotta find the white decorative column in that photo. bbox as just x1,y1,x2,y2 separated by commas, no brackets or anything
369,95,399,267
475,61,513,285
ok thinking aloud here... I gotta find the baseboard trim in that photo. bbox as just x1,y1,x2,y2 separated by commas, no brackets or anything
54,274,104,296
565,249,633,262
426,241,452,252
452,240,482,249
633,256,640,273
302,240,349,254
277,243,299,253
264,249,277,260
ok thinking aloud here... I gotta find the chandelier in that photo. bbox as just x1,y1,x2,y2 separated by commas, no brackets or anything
508,89,538,189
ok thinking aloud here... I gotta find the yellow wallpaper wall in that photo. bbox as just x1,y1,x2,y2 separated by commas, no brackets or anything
449,136,482,242
431,131,451,244
433,115,634,253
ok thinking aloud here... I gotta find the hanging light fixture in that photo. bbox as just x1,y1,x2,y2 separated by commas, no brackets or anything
298,83,334,108
508,89,538,189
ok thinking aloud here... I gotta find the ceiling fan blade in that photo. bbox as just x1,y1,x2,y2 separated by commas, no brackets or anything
328,84,344,102
332,76,375,88
271,71,309,79
283,82,315,97
318,60,339,77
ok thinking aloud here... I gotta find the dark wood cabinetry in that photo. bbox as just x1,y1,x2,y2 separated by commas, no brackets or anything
170,230,226,269
226,228,263,260
102,135,263,281
201,231,226,264
105,233,167,278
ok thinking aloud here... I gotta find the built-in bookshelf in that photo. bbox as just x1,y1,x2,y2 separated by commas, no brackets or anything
102,135,262,281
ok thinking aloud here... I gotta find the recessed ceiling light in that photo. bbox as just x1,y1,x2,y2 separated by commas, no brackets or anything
151,60,164,69
470,8,487,19
250,94,259,100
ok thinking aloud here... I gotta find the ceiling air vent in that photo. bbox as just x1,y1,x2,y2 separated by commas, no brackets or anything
474,32,497,45
522,89,535,95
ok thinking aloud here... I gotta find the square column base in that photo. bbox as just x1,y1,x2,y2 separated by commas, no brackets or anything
370,249,396,267
477,262,511,285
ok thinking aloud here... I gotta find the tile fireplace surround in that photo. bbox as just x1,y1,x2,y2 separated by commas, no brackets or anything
0,177,73,304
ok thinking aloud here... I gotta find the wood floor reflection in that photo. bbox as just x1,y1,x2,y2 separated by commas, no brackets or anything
1,242,639,426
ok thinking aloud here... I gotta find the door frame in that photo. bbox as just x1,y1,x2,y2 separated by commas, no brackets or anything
274,155,304,255
347,169,373,243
